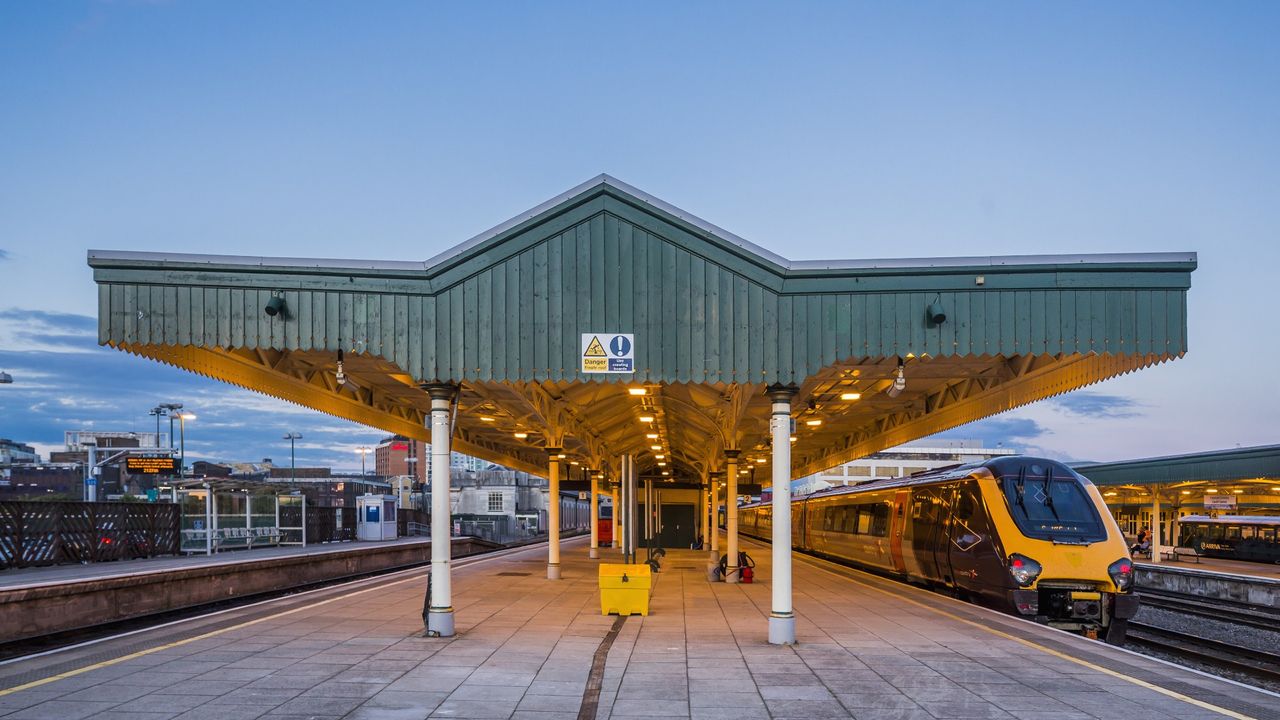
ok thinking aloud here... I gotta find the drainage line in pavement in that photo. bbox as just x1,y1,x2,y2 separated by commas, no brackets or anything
578,615,627,720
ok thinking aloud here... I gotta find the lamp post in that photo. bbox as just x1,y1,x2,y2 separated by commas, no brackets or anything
159,403,183,449
178,413,195,478
149,406,167,447
356,446,371,476
283,433,303,481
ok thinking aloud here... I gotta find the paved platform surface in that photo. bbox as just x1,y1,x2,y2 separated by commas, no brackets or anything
1138,555,1280,581
0,538,432,590
1,535,1277,720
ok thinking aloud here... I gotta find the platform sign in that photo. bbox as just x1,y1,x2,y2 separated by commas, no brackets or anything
1204,494,1237,510
581,333,634,373
125,456,180,474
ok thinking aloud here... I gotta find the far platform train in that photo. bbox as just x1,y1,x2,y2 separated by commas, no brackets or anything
739,456,1139,644
1178,515,1280,564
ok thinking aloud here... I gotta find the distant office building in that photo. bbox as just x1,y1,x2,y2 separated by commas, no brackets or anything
375,435,494,484
376,436,426,484
0,439,39,466
0,465,86,499
53,431,166,465
794,439,1018,495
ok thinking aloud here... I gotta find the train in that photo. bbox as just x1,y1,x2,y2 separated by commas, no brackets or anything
1178,515,1280,564
738,456,1139,644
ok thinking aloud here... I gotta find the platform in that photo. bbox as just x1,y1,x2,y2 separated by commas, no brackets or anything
1,536,1277,720
1138,556,1280,582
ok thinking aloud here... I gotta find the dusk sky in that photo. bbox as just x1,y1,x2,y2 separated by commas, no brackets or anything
1,2,1277,471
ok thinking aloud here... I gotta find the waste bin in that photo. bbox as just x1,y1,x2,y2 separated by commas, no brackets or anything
599,563,651,616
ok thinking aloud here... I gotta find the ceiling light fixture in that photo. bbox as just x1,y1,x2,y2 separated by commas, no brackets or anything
480,416,495,422
885,357,906,398
789,436,797,443
646,433,659,439
651,445,662,451
514,432,528,439
805,419,822,427
639,416,654,423
840,392,862,401
655,454,664,459
628,388,647,396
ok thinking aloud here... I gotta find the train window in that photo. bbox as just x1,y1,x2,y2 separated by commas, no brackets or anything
999,469,1106,542
1240,527,1256,540
1226,526,1242,539
822,506,836,532
856,507,872,535
840,507,855,533
1263,528,1277,542
871,504,890,537
956,492,976,521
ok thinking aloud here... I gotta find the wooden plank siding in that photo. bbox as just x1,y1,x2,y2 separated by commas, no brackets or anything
93,214,1194,388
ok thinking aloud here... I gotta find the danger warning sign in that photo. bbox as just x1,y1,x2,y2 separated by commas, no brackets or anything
581,333,634,373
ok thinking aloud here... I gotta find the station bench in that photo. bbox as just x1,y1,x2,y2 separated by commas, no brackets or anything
1159,546,1203,563
180,527,283,553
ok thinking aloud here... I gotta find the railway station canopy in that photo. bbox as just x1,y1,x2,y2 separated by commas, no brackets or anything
1075,445,1280,494
88,175,1197,482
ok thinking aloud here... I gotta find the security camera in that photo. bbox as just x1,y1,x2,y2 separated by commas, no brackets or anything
264,296,286,317
926,301,946,325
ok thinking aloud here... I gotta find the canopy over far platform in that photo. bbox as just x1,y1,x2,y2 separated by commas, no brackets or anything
88,175,1196,482
1075,444,1280,490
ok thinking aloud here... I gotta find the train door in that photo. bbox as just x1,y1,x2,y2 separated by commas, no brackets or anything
946,481,1004,603
888,490,910,574
908,485,947,584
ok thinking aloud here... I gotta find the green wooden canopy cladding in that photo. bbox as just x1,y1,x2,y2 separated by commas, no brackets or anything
88,175,1196,479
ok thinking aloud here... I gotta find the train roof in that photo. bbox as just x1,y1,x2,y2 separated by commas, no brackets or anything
1178,515,1280,525
744,456,1084,507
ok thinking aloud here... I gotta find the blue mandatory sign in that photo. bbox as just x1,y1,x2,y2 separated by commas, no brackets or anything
609,335,632,357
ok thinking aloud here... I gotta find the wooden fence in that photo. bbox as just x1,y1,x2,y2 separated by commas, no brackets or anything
0,501,180,569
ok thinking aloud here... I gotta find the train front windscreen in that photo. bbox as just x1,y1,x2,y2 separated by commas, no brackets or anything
994,461,1108,543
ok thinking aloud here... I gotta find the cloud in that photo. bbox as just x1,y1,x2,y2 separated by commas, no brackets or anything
0,308,99,353
1050,392,1143,419
0,307,391,472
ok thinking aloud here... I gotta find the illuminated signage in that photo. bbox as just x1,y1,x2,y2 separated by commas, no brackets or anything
125,456,179,474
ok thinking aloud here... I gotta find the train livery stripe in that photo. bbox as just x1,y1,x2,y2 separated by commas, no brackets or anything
794,551,1260,720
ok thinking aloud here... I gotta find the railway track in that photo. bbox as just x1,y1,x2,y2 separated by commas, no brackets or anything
1126,622,1280,684
1137,588,1280,631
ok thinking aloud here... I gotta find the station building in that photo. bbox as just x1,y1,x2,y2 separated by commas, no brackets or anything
87,174,1196,643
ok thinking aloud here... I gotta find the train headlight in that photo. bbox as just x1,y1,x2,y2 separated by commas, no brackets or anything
1007,553,1042,587
1107,558,1134,592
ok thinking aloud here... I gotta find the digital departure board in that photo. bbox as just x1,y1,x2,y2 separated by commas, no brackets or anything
125,456,179,474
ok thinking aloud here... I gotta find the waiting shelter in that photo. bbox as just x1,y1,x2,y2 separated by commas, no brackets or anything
88,175,1195,643
1075,444,1280,561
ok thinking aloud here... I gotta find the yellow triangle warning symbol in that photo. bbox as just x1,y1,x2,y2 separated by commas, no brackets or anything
583,336,607,357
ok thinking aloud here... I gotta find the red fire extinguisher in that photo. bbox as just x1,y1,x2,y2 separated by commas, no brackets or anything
739,551,755,583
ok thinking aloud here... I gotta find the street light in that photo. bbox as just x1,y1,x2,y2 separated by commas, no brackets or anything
283,432,303,481
355,445,371,475
149,406,168,447
159,402,183,450
178,413,195,478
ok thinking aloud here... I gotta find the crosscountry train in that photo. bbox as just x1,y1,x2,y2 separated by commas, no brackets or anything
738,456,1139,644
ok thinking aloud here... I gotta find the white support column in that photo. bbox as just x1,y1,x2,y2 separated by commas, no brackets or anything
589,470,600,559
426,384,457,637
768,386,796,645
547,448,562,579
725,450,741,583
613,485,621,554
1150,484,1161,565
709,472,721,561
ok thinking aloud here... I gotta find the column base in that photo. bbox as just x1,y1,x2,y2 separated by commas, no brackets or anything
768,614,796,645
725,566,740,584
588,548,599,559
426,608,455,638
709,549,719,562
547,563,561,580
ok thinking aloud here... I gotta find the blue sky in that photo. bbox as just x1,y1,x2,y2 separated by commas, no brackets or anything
1,2,1277,470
